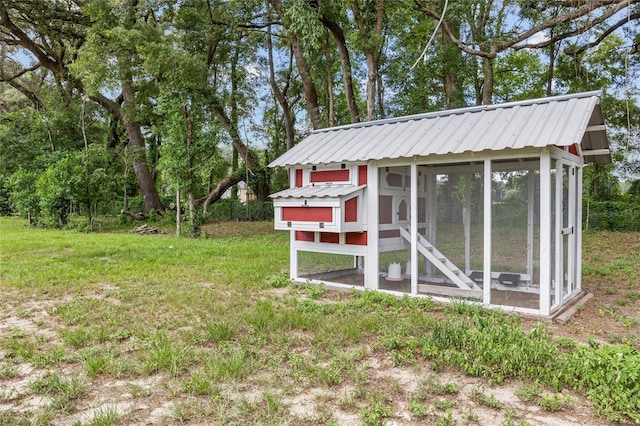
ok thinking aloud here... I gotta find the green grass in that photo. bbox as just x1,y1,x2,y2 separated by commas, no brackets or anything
1,218,640,424
0,219,283,295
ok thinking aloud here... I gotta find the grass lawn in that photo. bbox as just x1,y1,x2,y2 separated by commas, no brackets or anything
0,217,638,425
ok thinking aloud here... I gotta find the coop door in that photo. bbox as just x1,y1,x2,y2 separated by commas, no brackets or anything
552,162,578,310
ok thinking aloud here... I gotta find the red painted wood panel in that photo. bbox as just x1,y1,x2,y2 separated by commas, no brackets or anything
556,144,579,156
569,144,578,156
295,169,303,187
320,233,340,243
282,207,332,222
346,232,367,245
344,196,358,222
310,169,350,182
295,231,315,242
358,165,367,185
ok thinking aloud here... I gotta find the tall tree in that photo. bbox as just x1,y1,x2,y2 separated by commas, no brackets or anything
1,0,165,213
400,0,640,104
350,0,386,120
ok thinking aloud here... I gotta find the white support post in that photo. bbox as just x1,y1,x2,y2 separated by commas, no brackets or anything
539,152,551,316
568,166,576,296
540,150,555,316
411,163,418,295
290,233,298,281
288,168,297,281
483,160,492,305
555,161,563,307
366,162,379,289
576,166,583,294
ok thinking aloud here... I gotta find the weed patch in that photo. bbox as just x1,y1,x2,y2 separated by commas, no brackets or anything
559,341,640,422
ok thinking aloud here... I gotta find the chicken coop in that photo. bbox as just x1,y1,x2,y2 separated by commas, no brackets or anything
269,91,611,317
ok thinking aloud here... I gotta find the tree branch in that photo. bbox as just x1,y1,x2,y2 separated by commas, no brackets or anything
401,0,496,58
567,11,640,56
402,0,638,59
0,62,41,81
0,8,64,77
201,172,243,214
513,0,640,50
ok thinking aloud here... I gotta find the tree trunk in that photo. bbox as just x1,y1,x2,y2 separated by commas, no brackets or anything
203,173,243,214
121,209,145,220
546,39,556,96
377,69,386,119
176,188,181,237
350,0,384,121
268,0,322,129
121,79,164,213
290,34,322,129
481,56,494,105
325,45,335,127
365,53,377,121
321,15,360,123
230,45,240,198
183,104,198,235
267,22,296,149
188,191,196,234
123,121,164,213
210,98,255,172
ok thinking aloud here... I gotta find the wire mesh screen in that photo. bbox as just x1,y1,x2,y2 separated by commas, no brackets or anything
297,251,364,286
490,161,540,310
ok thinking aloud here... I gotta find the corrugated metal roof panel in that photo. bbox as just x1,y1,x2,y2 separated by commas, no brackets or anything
269,185,365,199
269,91,611,167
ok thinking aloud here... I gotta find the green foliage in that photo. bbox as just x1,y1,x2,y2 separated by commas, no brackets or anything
408,399,430,417
493,50,546,103
469,387,503,409
36,152,86,226
537,393,572,412
585,199,640,231
7,169,40,223
2,219,640,423
142,332,192,377
559,342,640,422
88,406,121,426
423,311,559,385
628,180,640,198
264,273,291,288
29,371,86,404
359,396,394,426
515,382,542,402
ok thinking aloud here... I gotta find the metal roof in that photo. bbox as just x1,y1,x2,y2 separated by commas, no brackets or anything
269,91,611,167
270,184,365,199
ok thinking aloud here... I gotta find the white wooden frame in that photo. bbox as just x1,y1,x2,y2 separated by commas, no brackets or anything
287,146,586,317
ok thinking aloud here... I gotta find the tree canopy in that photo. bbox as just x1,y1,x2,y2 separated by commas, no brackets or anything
1,0,638,229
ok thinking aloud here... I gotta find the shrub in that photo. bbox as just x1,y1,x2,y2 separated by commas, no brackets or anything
584,200,640,231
